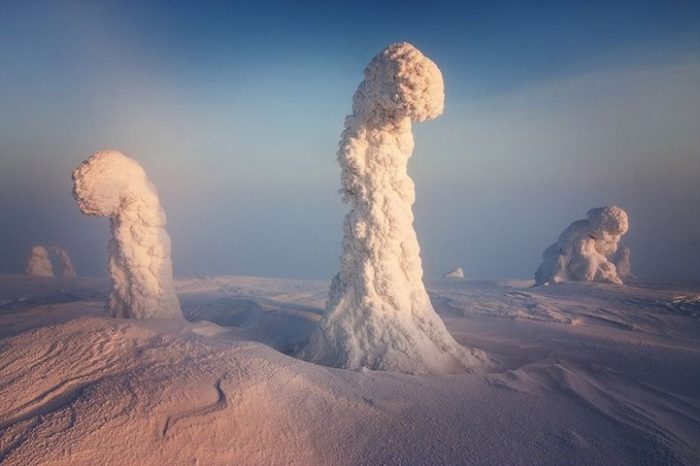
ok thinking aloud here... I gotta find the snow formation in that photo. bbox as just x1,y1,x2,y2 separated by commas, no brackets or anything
25,246,54,277
612,245,634,282
535,206,629,286
72,150,181,319
301,43,485,375
50,246,77,278
444,267,465,279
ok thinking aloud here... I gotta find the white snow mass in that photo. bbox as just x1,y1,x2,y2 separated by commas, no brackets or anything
72,151,182,319
613,245,634,282
535,206,629,286
25,246,54,277
300,42,486,375
444,267,465,279
50,246,77,278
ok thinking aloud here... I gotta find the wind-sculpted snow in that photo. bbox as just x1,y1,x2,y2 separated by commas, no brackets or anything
25,246,53,277
1,275,699,465
72,151,181,319
535,206,629,286
301,43,485,375
50,246,76,278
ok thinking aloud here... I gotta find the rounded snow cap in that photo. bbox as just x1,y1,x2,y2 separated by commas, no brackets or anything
587,205,629,235
72,151,149,216
361,42,444,121
30,245,49,258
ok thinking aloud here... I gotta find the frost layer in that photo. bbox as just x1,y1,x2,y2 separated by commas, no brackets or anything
444,267,465,279
50,246,76,278
25,246,54,277
535,206,629,286
72,151,181,319
301,43,485,375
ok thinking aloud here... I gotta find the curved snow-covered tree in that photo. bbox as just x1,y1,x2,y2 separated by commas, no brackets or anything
72,151,181,319
535,206,629,286
50,246,77,278
301,43,485,375
25,246,54,277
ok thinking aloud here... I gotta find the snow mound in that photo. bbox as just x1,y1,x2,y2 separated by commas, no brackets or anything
444,267,465,279
25,246,53,277
535,206,629,286
72,150,181,319
300,43,485,375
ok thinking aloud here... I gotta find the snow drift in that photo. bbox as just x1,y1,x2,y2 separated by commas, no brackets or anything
444,267,465,279
72,151,181,319
25,246,53,277
50,246,76,278
535,206,629,286
301,43,485,375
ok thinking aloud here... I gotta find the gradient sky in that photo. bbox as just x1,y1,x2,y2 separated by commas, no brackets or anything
1,0,699,280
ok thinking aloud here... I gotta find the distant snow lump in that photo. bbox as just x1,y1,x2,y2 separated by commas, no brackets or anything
25,246,54,277
72,150,181,319
535,206,629,286
50,246,77,278
300,43,486,375
444,267,465,279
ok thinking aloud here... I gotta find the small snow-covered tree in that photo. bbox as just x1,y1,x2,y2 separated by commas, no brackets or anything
50,246,77,278
72,151,181,319
25,246,54,277
535,206,629,286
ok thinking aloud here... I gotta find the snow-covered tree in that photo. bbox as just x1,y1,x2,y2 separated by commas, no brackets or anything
25,246,54,277
301,43,485,375
535,206,629,286
72,151,181,319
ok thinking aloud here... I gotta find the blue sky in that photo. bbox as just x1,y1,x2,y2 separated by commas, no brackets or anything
1,0,699,280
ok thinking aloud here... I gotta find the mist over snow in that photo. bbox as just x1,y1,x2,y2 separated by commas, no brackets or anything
72,151,181,319
0,2,699,282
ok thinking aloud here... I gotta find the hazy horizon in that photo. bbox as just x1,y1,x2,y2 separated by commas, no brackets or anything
1,0,699,281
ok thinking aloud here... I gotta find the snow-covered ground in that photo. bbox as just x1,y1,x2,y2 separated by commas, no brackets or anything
1,274,699,465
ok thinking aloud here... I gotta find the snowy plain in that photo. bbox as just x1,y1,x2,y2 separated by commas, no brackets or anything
0,273,699,465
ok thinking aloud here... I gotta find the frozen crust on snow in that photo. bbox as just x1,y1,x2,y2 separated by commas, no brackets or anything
300,43,486,375
72,150,181,319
